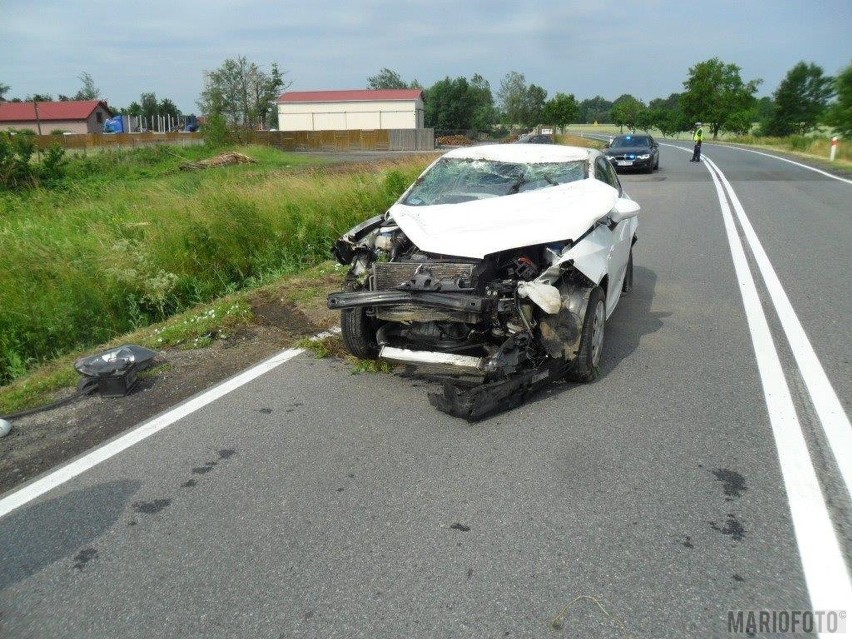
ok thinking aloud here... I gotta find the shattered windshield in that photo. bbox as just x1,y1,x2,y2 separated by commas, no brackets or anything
401,158,587,206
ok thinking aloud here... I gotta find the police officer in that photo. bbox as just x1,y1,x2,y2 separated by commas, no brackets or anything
690,122,704,162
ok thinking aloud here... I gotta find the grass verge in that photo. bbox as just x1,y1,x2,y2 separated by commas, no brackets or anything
0,260,346,416
0,145,431,384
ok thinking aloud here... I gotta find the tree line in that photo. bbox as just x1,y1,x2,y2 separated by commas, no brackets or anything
365,59,850,140
2,57,850,140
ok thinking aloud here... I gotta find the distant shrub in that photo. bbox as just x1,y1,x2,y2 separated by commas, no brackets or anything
203,113,230,148
0,132,67,190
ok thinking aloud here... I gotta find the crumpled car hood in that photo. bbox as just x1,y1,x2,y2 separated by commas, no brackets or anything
388,178,619,259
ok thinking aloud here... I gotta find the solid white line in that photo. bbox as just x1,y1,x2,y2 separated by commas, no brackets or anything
705,156,852,498
698,151,852,621
722,145,852,185
0,345,312,519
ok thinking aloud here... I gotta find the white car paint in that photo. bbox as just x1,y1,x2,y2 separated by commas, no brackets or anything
388,144,640,318
389,178,621,260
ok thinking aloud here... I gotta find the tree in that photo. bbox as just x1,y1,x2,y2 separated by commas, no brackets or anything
723,109,755,136
141,92,159,121
648,93,682,112
578,96,612,123
0,83,9,101
424,74,496,133
646,92,687,136
681,58,762,138
497,71,528,127
367,68,416,90
611,95,646,132
541,93,579,129
635,109,654,132
469,73,497,132
765,62,834,136
650,109,682,137
424,76,474,130
158,98,180,122
824,62,852,138
74,72,101,100
26,93,53,102
523,84,547,128
198,56,292,129
753,96,775,134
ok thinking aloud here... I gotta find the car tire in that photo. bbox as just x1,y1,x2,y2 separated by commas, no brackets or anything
621,248,634,295
341,308,379,360
566,286,606,383
654,155,660,170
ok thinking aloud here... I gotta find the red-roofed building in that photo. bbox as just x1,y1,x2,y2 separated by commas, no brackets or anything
277,89,424,131
0,100,113,134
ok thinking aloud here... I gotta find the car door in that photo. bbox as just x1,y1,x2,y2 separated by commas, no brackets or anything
594,157,634,315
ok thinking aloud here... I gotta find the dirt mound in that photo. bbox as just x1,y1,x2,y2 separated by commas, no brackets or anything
180,152,258,170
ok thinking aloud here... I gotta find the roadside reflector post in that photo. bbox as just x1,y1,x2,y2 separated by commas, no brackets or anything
830,136,839,161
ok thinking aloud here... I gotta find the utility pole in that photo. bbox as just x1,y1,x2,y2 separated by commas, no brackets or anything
33,100,43,135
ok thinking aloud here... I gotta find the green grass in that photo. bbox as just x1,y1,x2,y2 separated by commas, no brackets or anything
721,134,852,164
297,333,395,374
0,144,430,384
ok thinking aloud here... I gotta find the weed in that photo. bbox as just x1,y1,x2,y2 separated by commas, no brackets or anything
0,150,429,382
350,359,394,374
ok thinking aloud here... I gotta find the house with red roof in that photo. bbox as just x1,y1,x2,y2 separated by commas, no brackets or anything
277,89,424,132
0,100,113,134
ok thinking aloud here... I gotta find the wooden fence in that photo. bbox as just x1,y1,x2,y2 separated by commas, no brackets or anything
252,128,434,152
31,128,434,152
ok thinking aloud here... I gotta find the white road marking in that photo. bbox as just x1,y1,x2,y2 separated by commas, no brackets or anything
705,156,852,498
722,145,852,185
668,143,852,620
0,328,341,519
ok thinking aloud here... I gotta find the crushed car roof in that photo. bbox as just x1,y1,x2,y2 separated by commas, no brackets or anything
441,143,597,163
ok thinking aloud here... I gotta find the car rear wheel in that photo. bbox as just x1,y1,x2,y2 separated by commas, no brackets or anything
566,286,606,382
341,308,379,359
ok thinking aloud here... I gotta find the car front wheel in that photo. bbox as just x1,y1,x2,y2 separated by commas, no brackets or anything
341,308,380,359
566,286,606,382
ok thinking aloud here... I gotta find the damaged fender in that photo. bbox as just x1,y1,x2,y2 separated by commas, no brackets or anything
537,279,595,361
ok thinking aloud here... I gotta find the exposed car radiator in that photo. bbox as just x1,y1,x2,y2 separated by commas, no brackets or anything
372,262,475,291
372,262,477,323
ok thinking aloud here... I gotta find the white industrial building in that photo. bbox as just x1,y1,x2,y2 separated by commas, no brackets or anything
277,89,424,131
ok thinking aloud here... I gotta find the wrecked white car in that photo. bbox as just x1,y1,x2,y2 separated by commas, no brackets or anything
327,144,639,419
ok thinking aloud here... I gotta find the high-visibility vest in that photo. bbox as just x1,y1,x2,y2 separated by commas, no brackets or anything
694,127,704,143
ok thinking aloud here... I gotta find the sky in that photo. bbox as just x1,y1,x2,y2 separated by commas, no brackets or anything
1,0,850,113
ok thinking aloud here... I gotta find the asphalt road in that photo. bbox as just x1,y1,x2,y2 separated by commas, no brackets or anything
1,142,850,638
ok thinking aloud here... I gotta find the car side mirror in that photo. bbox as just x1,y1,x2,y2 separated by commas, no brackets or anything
609,197,640,223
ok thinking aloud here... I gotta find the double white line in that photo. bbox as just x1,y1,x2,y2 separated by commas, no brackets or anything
692,148,852,624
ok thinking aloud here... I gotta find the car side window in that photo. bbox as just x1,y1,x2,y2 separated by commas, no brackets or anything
595,157,622,193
